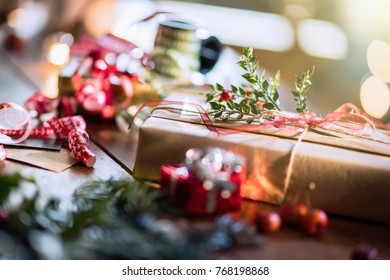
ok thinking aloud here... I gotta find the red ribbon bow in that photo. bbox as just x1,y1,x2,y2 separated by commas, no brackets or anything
70,34,144,119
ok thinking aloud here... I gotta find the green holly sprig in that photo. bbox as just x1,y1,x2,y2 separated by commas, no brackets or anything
206,47,315,122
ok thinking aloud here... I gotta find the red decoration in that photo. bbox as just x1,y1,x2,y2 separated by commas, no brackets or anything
46,115,95,167
46,115,86,139
160,148,244,215
255,210,281,234
0,126,53,138
299,209,328,236
0,145,6,161
75,80,107,113
68,130,96,167
24,92,57,116
220,90,232,101
161,165,242,214
0,102,32,143
68,34,140,120
57,96,77,117
280,203,308,225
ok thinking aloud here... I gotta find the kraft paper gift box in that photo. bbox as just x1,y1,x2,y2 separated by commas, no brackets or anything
130,96,390,224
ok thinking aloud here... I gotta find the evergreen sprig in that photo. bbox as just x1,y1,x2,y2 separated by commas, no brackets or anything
205,47,315,122
0,175,261,259
0,173,35,204
292,66,315,113
238,47,281,112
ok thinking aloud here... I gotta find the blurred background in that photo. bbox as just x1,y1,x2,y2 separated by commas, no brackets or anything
1,0,390,121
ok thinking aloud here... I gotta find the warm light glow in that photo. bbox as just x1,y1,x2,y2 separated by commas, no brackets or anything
360,76,390,119
111,0,158,52
6,3,48,39
101,106,115,120
367,40,390,83
42,69,59,98
7,8,24,28
341,0,390,39
44,32,74,53
283,4,312,19
83,0,115,38
47,43,70,66
297,19,348,59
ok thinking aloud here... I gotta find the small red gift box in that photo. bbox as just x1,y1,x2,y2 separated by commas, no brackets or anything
160,148,244,215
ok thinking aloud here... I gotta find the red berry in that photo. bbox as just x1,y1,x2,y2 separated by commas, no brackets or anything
299,209,328,236
280,203,308,225
351,244,379,260
255,210,281,234
220,91,232,101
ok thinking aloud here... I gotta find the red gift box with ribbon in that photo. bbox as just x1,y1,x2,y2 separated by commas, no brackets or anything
160,147,244,215
58,34,163,120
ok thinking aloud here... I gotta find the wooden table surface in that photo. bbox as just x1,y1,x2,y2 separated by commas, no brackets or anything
1,45,389,260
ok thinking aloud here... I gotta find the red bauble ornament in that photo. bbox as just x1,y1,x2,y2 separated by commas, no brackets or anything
351,244,379,260
299,209,328,236
255,210,281,234
280,203,308,225
220,90,232,101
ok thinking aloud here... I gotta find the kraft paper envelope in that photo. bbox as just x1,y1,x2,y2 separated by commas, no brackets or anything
5,148,78,172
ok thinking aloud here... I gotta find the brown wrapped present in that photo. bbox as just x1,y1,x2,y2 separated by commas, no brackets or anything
131,95,390,224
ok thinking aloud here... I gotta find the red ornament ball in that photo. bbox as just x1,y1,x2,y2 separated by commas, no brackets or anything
351,244,379,260
255,210,281,234
220,90,233,101
299,209,328,236
280,203,308,225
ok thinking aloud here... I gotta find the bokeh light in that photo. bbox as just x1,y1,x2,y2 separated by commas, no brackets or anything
47,43,70,66
367,40,390,83
297,19,349,60
360,76,390,119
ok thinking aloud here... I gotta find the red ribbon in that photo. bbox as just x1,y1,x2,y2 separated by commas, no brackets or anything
254,110,368,133
24,92,77,118
0,126,53,138
70,34,149,61
46,115,86,139
24,93,57,116
70,34,141,119
130,100,390,142
68,129,96,167
129,100,219,133
0,102,32,143
46,115,96,167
